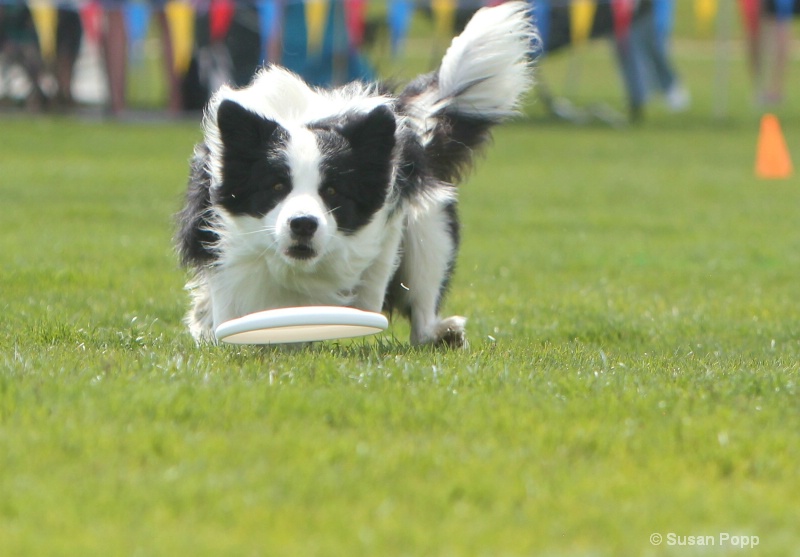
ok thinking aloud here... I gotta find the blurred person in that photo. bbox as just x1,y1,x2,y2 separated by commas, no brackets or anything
153,0,182,114
613,0,690,121
55,5,83,108
100,0,127,114
101,0,182,116
0,3,47,110
759,0,799,105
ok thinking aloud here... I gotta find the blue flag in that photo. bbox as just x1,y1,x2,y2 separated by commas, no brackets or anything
653,0,674,46
389,0,413,56
774,0,795,20
257,0,278,63
530,0,549,58
125,2,151,64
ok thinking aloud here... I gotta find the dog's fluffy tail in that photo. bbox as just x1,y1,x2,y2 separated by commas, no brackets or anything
399,1,536,183
438,1,535,120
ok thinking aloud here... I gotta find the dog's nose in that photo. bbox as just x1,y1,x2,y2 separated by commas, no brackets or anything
289,216,319,238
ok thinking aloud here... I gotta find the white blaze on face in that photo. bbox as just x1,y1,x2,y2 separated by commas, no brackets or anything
269,126,336,260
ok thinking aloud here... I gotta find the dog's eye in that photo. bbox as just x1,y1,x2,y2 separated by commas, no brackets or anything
273,183,285,192
324,186,336,197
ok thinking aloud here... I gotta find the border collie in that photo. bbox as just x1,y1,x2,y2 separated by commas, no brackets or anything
176,2,536,347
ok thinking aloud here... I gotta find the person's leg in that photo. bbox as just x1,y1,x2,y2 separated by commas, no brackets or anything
55,8,82,107
762,16,790,104
613,22,648,121
154,7,182,114
641,13,676,92
640,13,689,111
101,5,127,114
741,0,763,86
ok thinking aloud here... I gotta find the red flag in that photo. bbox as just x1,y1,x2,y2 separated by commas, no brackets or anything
79,1,103,45
611,0,635,42
210,0,236,42
344,0,367,48
738,0,760,40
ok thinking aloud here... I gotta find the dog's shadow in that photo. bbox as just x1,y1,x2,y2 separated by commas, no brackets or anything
262,335,423,358
217,333,463,361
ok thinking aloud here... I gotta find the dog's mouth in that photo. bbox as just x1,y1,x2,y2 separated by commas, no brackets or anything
285,243,317,261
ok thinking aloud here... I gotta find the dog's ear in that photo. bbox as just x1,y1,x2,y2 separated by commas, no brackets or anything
341,105,396,155
217,99,280,158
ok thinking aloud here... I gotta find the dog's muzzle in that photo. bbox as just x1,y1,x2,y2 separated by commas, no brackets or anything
285,215,319,260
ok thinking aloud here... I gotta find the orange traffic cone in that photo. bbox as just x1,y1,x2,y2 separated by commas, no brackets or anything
755,114,794,179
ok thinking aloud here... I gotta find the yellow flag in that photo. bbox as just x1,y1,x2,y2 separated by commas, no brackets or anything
431,0,456,41
570,0,596,46
306,0,330,55
694,0,718,35
30,2,58,64
165,0,195,75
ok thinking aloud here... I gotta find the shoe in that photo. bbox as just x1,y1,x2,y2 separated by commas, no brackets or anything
665,84,690,112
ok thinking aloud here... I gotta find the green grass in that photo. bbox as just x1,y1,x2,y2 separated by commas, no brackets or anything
3,34,800,556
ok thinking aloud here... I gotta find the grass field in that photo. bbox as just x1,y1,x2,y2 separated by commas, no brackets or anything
3,25,800,556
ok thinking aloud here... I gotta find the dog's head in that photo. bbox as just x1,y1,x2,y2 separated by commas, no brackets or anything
208,98,397,267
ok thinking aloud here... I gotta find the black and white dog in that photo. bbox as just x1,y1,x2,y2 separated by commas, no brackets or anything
176,2,535,347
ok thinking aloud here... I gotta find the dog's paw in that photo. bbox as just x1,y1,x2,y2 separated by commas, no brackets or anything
433,316,468,349
189,322,217,344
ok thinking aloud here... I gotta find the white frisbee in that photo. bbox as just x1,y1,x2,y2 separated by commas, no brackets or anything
214,306,389,345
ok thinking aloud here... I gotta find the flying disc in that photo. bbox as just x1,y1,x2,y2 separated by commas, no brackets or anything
215,306,389,345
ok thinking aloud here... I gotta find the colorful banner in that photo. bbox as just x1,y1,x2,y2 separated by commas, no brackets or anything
570,0,596,46
15,0,693,93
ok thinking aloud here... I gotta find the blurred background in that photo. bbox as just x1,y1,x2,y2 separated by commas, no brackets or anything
0,0,798,124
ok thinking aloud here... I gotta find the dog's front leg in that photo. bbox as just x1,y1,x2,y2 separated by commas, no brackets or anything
398,201,467,348
353,219,405,312
185,271,217,343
